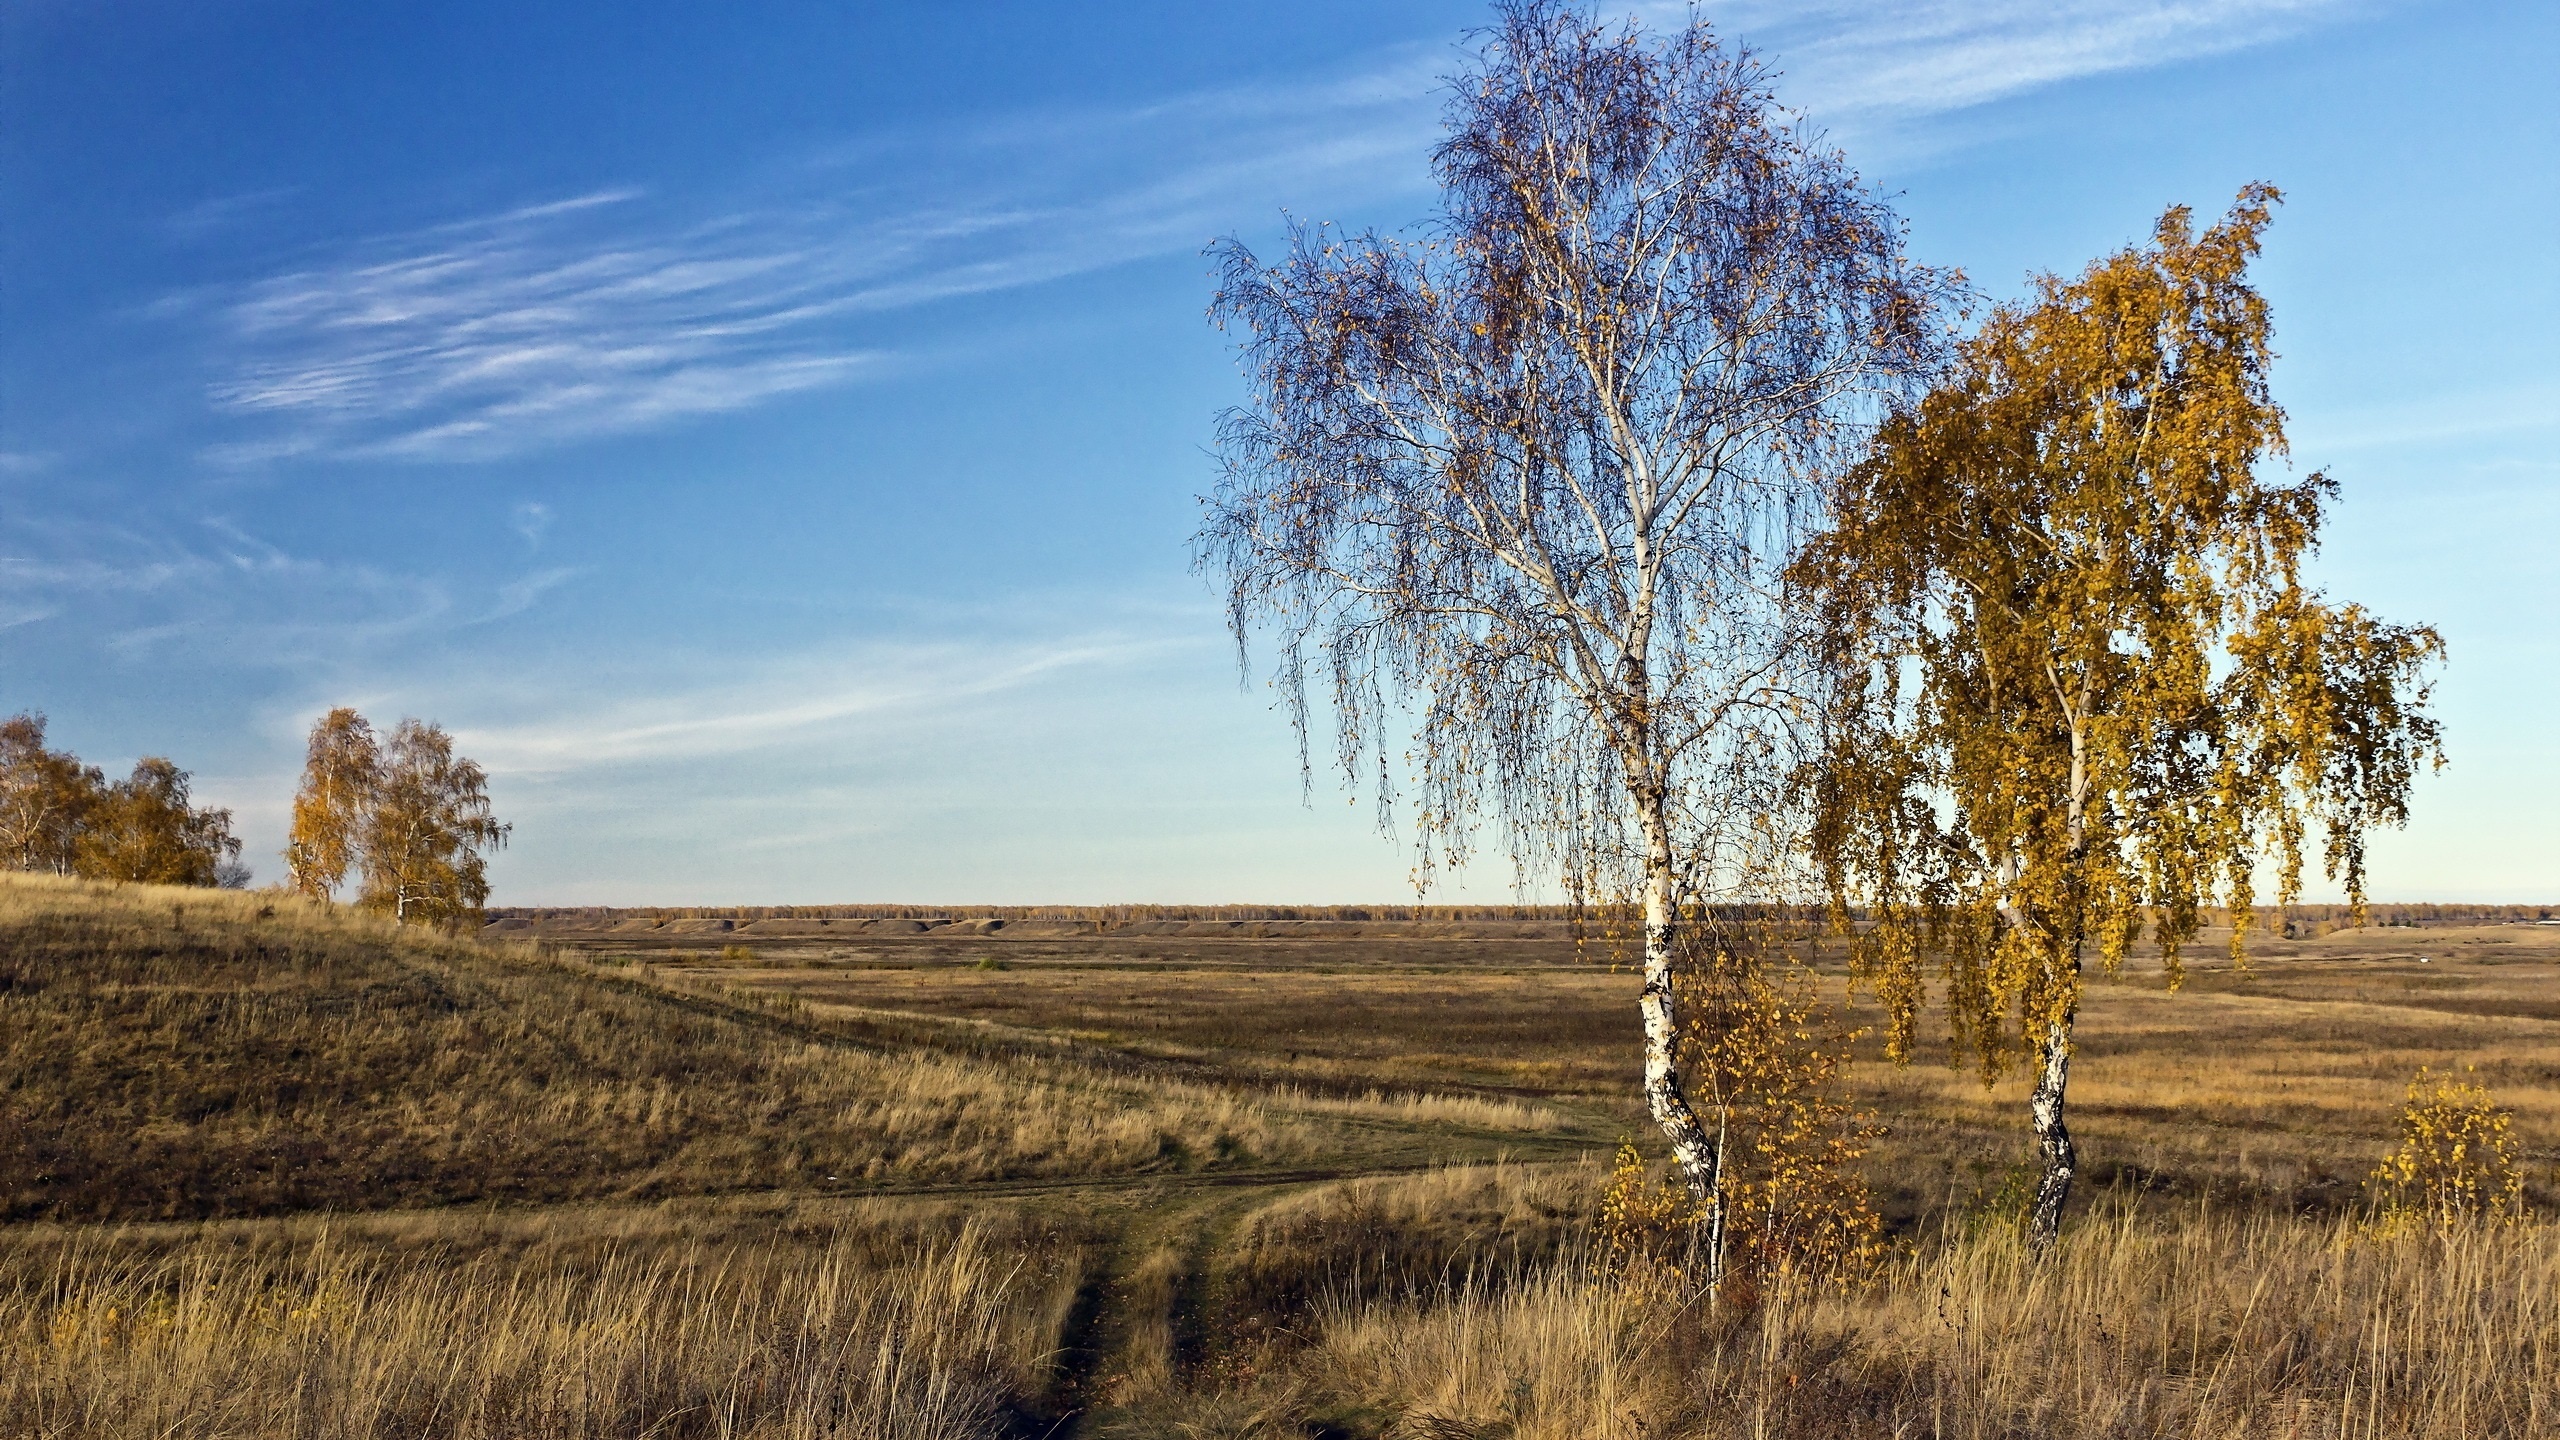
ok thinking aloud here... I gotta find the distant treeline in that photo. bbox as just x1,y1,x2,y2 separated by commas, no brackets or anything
492,901,1599,924
488,900,2558,927
2292,903,2557,926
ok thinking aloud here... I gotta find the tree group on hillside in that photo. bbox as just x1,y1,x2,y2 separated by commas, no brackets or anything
0,714,246,886
287,708,509,924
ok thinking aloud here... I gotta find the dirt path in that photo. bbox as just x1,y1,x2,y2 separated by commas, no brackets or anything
835,1148,1602,1205
539,946,1620,1435
1038,1176,1343,1438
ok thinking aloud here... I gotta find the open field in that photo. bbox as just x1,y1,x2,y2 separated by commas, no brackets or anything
548,909,2560,1219
5,876,2558,1435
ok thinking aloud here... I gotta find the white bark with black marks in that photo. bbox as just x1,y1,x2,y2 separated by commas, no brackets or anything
2026,1016,2075,1248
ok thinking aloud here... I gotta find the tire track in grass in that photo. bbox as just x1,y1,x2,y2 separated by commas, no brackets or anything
1041,1180,1326,1438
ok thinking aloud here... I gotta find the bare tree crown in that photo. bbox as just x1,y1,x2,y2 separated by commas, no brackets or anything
1199,0,1950,896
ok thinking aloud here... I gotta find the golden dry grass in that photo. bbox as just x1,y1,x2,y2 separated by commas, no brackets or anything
629,915,2560,1218
1292,1205,2560,1439
6,1159,2557,1437
664,957,1639,1094
2,1219,1067,1439
0,874,1557,1224
1854,930,2560,1216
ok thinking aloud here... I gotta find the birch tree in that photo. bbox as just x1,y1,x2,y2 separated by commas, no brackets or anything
357,718,508,924
1803,187,2444,1247
286,707,381,900
1199,0,1945,1267
76,757,242,886
0,713,101,874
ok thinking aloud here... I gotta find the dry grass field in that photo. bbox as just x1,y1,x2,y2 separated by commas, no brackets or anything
4,876,2557,1436
575,910,2560,1219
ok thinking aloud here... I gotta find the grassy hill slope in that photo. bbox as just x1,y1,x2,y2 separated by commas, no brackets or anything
0,876,1403,1223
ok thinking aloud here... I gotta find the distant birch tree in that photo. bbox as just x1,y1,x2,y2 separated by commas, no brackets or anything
287,708,381,900
1198,0,1947,1272
1803,187,2444,1247
76,757,242,886
0,713,100,874
357,718,509,925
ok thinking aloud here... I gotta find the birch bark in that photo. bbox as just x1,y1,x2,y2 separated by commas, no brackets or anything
1636,787,1724,1284
2025,1016,2076,1246
2025,695,2095,1249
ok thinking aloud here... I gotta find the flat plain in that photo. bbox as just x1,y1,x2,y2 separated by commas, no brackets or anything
573,911,2560,1219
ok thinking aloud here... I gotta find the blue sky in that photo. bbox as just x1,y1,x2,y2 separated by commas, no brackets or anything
2,0,2551,904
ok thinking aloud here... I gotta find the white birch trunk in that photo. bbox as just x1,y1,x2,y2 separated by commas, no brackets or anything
2025,697,2095,1249
2025,1013,2076,1248
1636,789,1724,1291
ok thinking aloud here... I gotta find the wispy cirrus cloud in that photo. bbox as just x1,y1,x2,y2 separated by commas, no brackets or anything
187,3,2372,465
1717,0,2366,122
2291,378,2560,454
482,566,584,623
191,55,1442,466
0,514,575,662
435,631,1182,775
509,501,554,550
203,190,891,463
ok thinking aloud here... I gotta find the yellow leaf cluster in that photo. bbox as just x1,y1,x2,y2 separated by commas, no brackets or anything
1596,942,1886,1304
0,713,241,887
1594,1139,1702,1301
286,709,509,924
286,707,378,901
2366,1067,2525,1232
1679,947,1886,1291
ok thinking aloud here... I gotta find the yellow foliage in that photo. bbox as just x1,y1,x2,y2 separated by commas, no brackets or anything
1807,184,2444,1090
285,707,377,900
1594,1140,1700,1298
354,717,510,924
2367,1067,2525,1231
1680,949,1886,1289
1596,946,1886,1302
1,714,239,886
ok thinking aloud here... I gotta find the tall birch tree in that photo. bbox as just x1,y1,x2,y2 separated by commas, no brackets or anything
287,708,381,900
1198,0,1946,1263
357,718,508,925
1803,187,2444,1247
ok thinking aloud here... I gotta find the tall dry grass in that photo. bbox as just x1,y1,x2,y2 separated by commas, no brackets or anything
1229,1162,1595,1310
0,1222,1066,1440
1297,1204,2560,1439
1182,1163,1599,1394
6,1168,2554,1437
1816,1207,2559,1437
